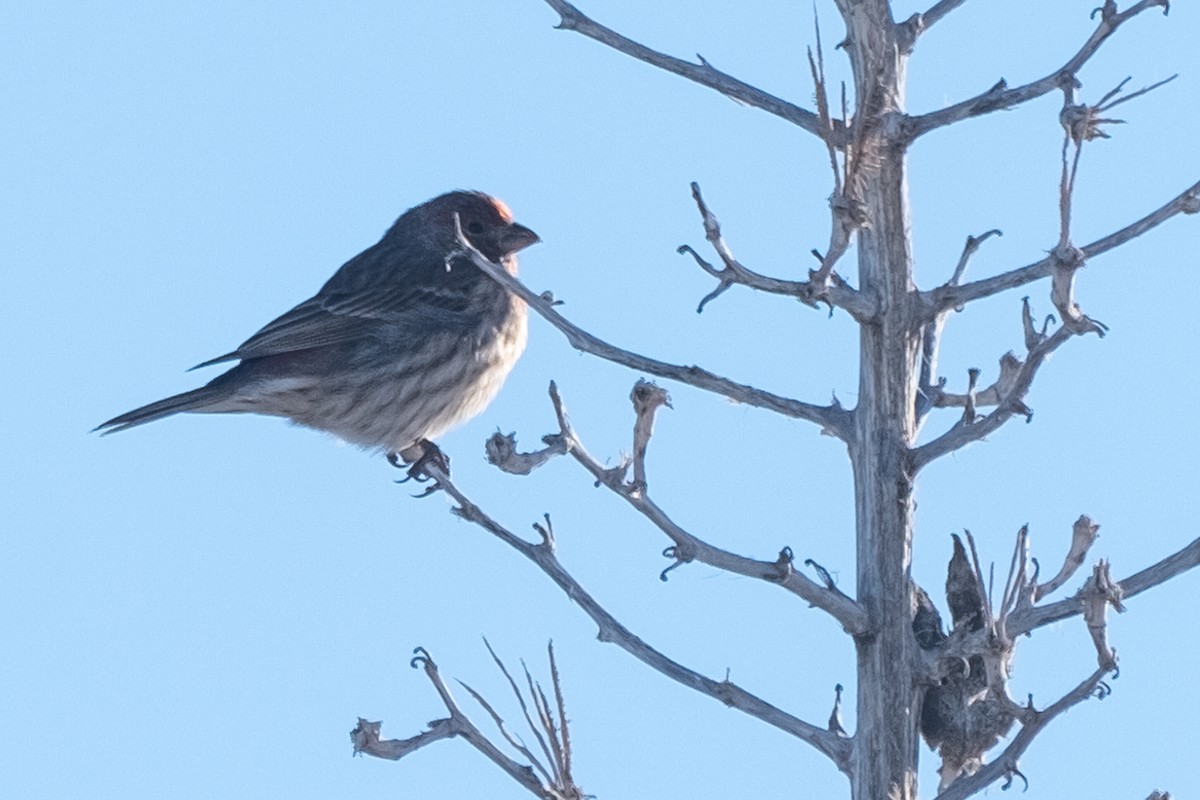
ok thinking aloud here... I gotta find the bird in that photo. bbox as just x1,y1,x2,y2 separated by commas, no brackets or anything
96,190,539,466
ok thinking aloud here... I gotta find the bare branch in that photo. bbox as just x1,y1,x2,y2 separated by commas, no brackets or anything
947,229,1003,289
933,666,1114,800
896,1,971,53
481,639,560,783
918,0,969,30
911,324,1073,471
554,384,867,631
1010,536,1200,636
1045,71,1176,341
802,28,872,293
539,382,870,634
827,683,848,736
350,716,457,760
926,178,1200,314
926,351,1026,414
353,649,573,799
629,379,671,494
547,644,576,789
907,0,1172,139
540,0,826,137
1080,560,1123,671
917,230,1003,423
1034,515,1101,601
416,462,854,771
679,183,875,319
450,213,854,440
486,431,570,475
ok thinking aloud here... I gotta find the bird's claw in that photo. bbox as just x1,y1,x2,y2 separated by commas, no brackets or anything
389,440,450,496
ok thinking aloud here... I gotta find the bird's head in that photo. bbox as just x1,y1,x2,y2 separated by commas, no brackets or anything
408,190,539,264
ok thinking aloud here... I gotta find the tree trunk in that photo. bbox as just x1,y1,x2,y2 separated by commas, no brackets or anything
840,4,921,799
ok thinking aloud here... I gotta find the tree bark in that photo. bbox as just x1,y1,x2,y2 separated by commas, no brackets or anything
841,4,922,799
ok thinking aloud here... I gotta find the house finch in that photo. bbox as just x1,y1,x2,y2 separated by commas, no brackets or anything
96,190,539,463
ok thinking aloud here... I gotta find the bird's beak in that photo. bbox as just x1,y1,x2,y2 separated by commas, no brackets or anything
502,222,540,253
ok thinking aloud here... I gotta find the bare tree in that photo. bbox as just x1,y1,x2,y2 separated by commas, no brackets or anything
354,3,1199,799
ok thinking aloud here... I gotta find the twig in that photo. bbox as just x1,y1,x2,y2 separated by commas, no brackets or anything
916,230,1003,422
911,324,1073,471
450,214,855,441
678,183,874,319
1009,537,1200,636
352,648,574,799
827,683,848,736
629,379,670,494
350,716,458,761
926,178,1200,315
1034,515,1101,602
933,666,1114,800
926,351,1027,415
895,0,971,53
481,639,560,783
541,382,869,634
540,0,829,138
1080,560,1123,671
417,461,855,771
547,644,575,790
907,0,1172,139
486,431,570,475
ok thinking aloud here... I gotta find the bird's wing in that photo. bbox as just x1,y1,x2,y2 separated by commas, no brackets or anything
192,246,479,369
190,298,377,369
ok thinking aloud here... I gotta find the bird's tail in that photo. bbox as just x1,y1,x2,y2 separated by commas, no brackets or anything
94,385,229,435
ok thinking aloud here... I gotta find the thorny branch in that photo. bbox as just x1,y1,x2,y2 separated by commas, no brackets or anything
906,0,1172,139
412,461,854,771
352,647,582,800
487,382,870,636
678,183,874,319
451,214,854,442
540,0,831,139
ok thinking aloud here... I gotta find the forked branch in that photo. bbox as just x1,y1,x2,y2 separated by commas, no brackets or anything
487,382,870,636
917,229,1004,423
925,178,1200,315
415,463,854,771
1010,536,1200,636
933,667,1115,800
896,1,971,53
541,0,827,138
352,646,583,800
911,309,1073,470
907,0,1171,139
678,182,874,319
451,214,854,440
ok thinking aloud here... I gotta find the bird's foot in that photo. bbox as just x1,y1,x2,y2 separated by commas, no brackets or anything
389,440,450,497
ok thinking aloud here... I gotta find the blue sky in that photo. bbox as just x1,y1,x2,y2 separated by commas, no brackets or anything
3,2,1197,798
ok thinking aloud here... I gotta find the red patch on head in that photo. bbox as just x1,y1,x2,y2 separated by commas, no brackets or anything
490,197,514,223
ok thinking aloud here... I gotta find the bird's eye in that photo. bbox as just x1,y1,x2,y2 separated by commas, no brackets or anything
467,221,484,234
